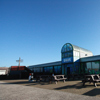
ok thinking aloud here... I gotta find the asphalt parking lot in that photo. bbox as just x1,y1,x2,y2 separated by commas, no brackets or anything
0,79,100,100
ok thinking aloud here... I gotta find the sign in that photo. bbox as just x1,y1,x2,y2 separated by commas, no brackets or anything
62,57,73,63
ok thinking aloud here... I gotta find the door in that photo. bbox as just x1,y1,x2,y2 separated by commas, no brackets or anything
64,64,67,76
64,64,73,76
67,67,70,75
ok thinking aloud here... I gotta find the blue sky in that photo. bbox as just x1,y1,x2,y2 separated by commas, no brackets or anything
0,0,100,67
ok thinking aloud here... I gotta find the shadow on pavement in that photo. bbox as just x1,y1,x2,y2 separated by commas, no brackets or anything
54,82,85,90
54,82,100,90
83,88,100,96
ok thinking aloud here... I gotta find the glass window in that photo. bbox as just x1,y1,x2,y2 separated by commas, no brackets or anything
64,64,67,76
62,53,65,58
62,52,73,58
73,51,79,57
74,63,80,74
49,67,53,73
34,67,43,72
62,43,73,53
80,63,85,74
92,61,100,74
54,66,61,74
85,62,92,74
68,52,73,57
64,53,68,57
40,68,43,72
44,66,53,73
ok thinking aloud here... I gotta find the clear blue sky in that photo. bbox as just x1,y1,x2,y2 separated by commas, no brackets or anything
0,0,100,67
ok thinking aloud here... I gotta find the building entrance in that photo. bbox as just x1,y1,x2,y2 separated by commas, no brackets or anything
67,67,70,75
64,64,73,76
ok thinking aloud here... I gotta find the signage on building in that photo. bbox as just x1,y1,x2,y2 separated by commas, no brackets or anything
62,57,73,63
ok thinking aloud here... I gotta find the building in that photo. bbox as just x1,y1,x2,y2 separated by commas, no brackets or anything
8,66,32,79
0,67,10,79
28,43,100,78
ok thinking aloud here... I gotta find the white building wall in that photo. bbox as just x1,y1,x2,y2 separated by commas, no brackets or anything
0,70,6,75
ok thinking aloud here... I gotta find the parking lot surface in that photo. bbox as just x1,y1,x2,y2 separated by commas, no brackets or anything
0,80,100,100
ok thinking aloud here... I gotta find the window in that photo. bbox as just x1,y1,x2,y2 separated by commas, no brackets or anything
62,43,73,53
74,63,80,74
44,66,53,73
92,61,100,74
81,61,100,74
73,51,79,57
80,63,85,74
34,67,43,72
85,62,92,74
62,52,73,58
54,66,61,74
